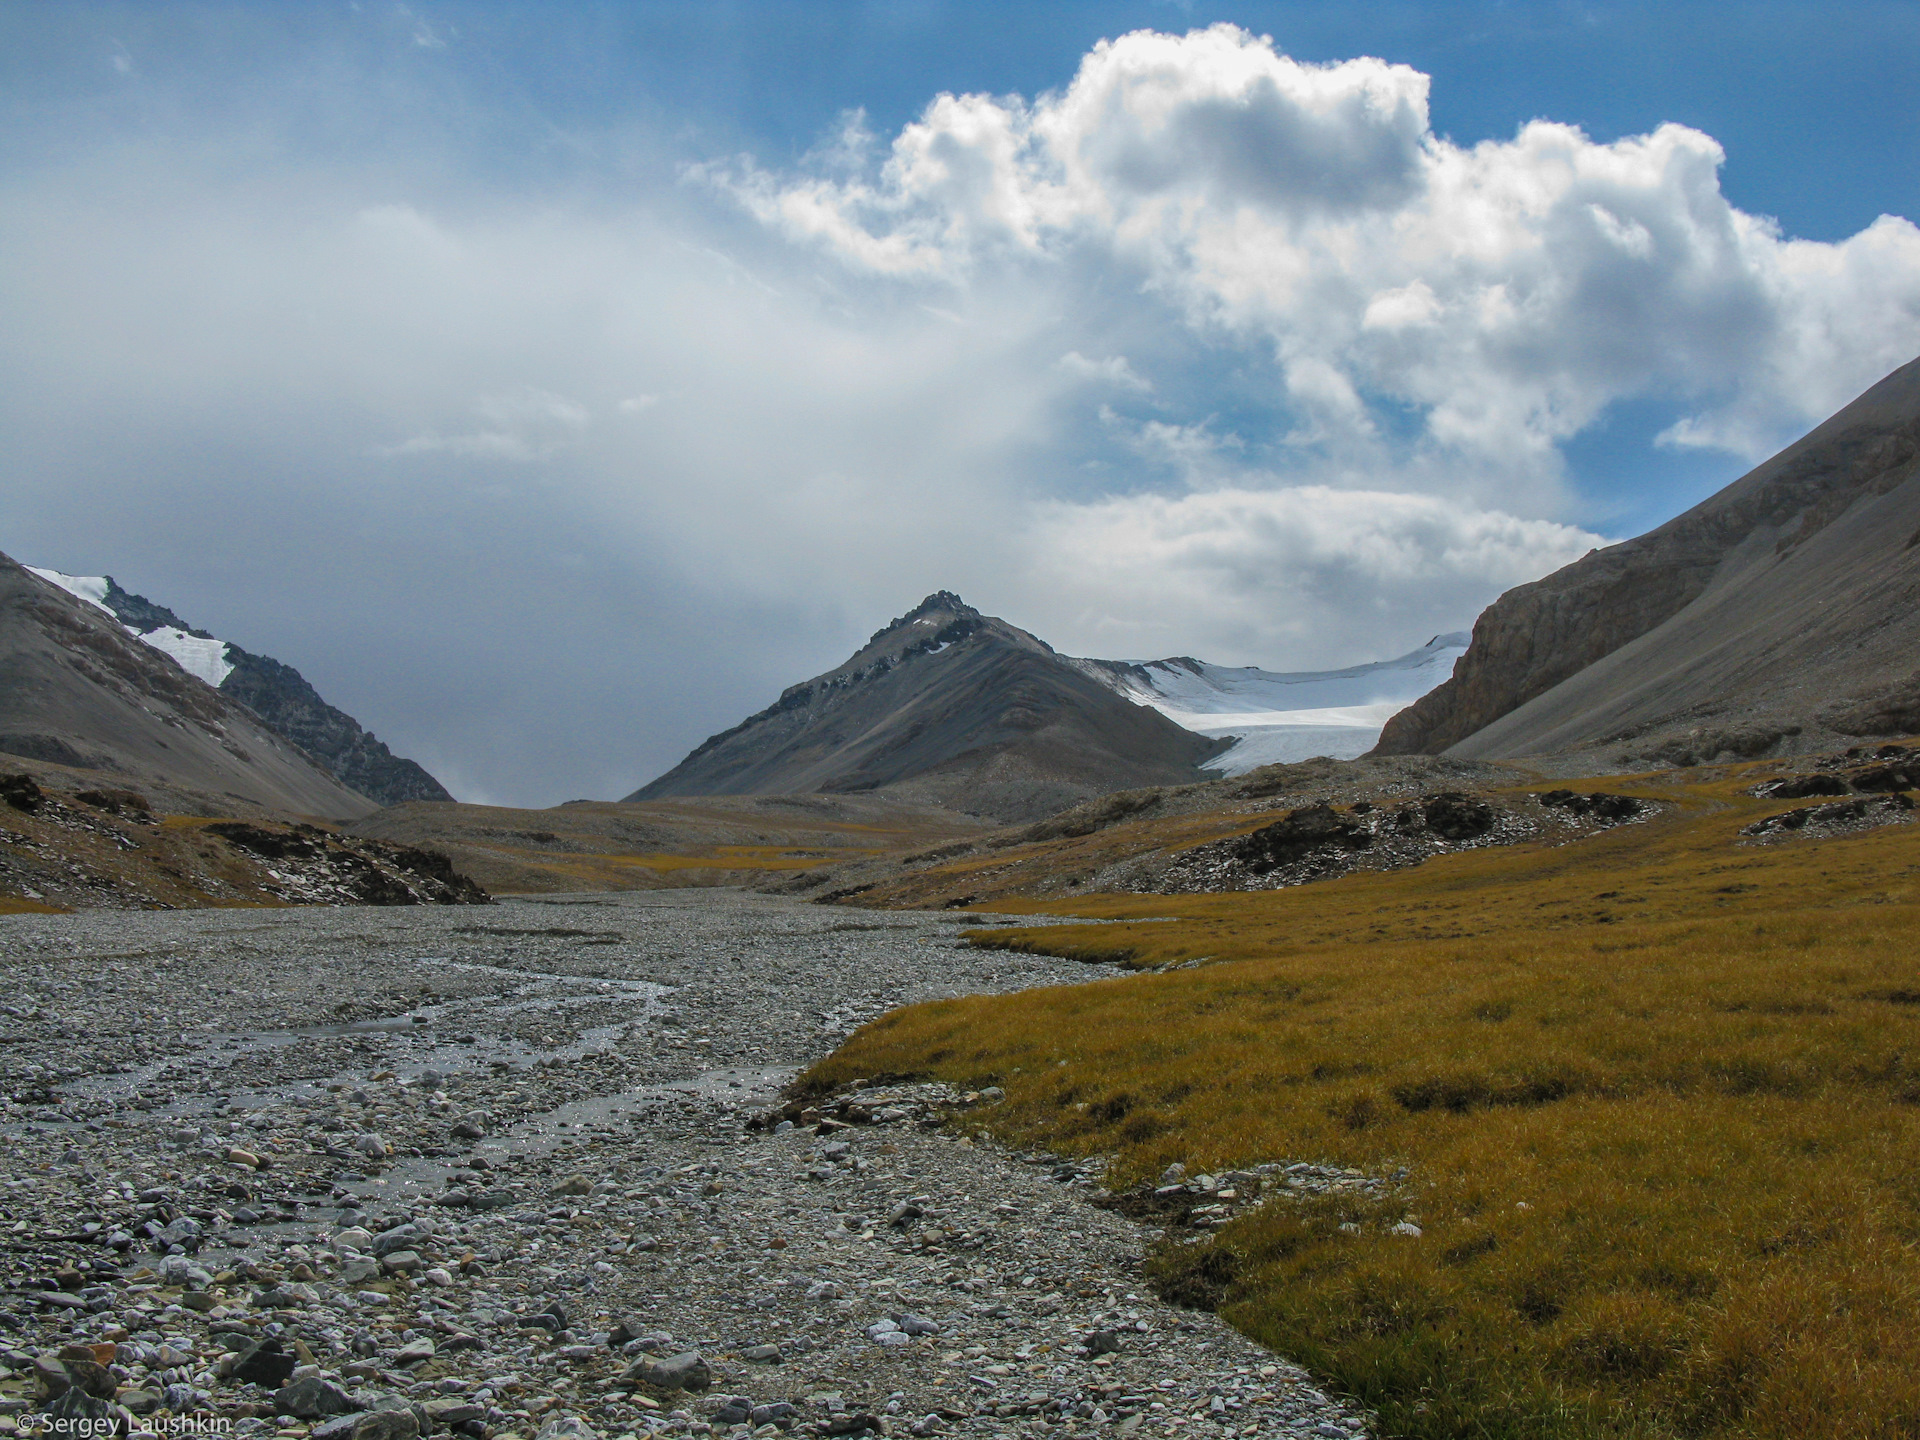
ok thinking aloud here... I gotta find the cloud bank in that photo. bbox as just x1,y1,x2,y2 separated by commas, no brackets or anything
2,19,1915,803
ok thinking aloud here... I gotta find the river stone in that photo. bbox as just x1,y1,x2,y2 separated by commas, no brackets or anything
44,1388,116,1426
231,1337,298,1388
370,1224,421,1257
31,1357,74,1399
273,1377,362,1419
61,1358,117,1399
350,1411,419,1440
626,1351,711,1393
392,1337,436,1366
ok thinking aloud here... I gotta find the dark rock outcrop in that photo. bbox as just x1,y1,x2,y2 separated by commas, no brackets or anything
1229,802,1373,874
1,773,44,813
1742,793,1914,838
1847,762,1919,793
204,821,489,904
96,576,200,637
1537,789,1644,819
1421,792,1496,839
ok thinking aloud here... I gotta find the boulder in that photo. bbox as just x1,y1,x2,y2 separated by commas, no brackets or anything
230,1336,298,1388
272,1377,362,1420
350,1411,419,1440
625,1351,711,1393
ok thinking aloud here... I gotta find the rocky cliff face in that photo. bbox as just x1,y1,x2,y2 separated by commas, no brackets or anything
1374,355,1920,760
629,593,1229,824
218,647,454,806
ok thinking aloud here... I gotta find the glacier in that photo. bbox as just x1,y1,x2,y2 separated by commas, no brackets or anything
1071,633,1469,775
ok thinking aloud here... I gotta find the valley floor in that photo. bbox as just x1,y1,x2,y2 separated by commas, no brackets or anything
0,892,1371,1440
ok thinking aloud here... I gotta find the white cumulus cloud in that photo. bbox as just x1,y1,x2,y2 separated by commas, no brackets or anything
1056,351,1153,391
711,22,1920,465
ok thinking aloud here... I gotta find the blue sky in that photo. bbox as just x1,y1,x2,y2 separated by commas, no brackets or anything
4,3,1917,802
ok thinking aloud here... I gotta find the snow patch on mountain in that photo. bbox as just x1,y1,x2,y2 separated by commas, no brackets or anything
1071,633,1470,774
27,568,112,615
28,567,235,686
139,625,236,687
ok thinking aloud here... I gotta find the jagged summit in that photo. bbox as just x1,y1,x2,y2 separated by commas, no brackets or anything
827,591,1007,681
868,591,981,643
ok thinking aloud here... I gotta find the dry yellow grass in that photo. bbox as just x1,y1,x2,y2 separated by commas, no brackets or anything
346,795,983,896
416,841,848,894
810,765,1920,1439
617,844,840,873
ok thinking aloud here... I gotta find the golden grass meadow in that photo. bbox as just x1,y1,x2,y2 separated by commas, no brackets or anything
806,767,1920,1439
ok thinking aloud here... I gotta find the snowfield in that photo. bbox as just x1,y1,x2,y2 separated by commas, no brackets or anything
1072,633,1469,773
27,567,235,687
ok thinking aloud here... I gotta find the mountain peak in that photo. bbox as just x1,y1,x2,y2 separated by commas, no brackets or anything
870,590,978,644
631,589,1225,821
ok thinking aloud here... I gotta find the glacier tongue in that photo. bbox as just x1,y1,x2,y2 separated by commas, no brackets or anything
1073,633,1470,775
28,568,234,687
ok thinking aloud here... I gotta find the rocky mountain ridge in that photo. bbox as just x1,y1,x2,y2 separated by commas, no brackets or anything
1374,353,1920,763
0,552,376,819
26,566,452,807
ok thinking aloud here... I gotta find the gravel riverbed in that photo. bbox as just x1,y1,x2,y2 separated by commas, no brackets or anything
0,891,1372,1440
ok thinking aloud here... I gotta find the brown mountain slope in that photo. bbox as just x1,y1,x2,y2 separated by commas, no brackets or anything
0,552,377,819
628,592,1229,824
1374,354,1920,763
